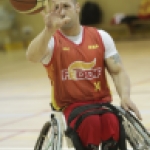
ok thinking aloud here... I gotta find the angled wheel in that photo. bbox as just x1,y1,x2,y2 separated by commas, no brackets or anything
34,121,52,150
117,107,150,150
34,114,62,150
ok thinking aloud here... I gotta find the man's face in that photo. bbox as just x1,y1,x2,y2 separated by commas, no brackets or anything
52,0,80,29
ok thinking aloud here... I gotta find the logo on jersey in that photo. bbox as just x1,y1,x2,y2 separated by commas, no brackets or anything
88,44,99,50
62,58,101,80
62,47,70,51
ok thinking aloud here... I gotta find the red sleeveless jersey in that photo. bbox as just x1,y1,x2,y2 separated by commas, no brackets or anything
44,26,112,110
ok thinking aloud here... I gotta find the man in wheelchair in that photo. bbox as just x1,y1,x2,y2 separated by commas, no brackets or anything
26,0,142,149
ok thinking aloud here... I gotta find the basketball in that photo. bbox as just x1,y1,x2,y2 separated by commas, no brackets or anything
9,0,49,14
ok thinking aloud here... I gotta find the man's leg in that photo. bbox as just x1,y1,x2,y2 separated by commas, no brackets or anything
76,113,119,150
101,113,119,142
77,115,102,148
101,113,119,150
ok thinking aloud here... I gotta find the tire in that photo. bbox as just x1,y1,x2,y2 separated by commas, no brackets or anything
34,115,62,150
118,107,150,150
34,121,51,150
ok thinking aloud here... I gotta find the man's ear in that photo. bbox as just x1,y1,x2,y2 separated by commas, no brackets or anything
75,3,80,13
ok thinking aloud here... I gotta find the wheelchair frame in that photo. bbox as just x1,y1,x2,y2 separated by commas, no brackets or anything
34,106,150,150
34,114,63,150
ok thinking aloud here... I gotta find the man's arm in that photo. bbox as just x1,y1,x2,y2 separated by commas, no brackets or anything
26,27,53,62
105,53,142,119
26,3,70,62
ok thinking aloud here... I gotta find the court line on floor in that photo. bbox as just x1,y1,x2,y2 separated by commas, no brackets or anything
133,78,150,86
0,95,50,101
0,129,40,132
0,110,49,127
0,131,24,142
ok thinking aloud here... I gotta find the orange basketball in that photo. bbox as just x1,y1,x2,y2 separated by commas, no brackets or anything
9,0,49,14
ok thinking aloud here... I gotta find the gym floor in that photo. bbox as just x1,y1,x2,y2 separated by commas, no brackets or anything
0,39,150,149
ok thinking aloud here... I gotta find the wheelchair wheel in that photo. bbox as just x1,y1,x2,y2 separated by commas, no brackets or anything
34,114,62,150
117,107,150,150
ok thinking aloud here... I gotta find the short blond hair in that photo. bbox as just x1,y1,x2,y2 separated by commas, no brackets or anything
72,0,77,4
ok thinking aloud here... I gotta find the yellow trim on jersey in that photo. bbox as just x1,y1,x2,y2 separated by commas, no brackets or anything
51,86,61,110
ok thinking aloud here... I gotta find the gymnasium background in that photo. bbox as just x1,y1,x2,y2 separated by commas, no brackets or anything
1,0,150,52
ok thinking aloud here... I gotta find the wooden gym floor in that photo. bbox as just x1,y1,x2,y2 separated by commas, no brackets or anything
0,39,150,149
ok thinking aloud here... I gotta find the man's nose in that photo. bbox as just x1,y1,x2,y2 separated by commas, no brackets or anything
60,8,65,16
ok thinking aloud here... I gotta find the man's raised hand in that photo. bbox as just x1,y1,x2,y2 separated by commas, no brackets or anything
41,1,70,32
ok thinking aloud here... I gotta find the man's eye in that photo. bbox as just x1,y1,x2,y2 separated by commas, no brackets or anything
64,4,69,8
55,5,59,10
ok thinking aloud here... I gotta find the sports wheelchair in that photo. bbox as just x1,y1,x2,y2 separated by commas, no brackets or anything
34,105,150,150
